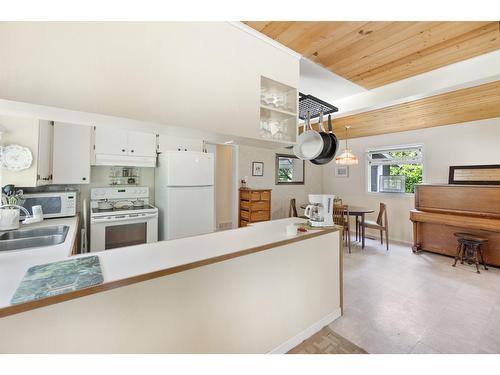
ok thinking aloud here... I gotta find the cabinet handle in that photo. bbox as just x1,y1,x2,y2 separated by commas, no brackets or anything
122,149,126,152
130,149,134,153
82,177,87,181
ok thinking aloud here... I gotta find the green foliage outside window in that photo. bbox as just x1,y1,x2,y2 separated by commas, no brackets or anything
278,168,292,181
387,151,422,193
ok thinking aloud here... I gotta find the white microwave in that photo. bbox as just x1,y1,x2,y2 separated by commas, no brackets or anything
19,191,77,219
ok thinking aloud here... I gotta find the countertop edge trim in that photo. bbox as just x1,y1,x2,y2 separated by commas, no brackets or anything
0,226,339,319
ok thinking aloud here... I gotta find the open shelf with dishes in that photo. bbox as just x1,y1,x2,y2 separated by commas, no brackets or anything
260,76,298,143
109,166,141,186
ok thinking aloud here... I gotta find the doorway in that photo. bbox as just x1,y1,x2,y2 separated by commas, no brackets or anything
206,143,239,230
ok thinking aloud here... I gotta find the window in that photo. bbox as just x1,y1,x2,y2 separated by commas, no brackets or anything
367,145,423,194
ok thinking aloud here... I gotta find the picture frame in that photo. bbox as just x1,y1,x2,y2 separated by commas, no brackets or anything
252,161,264,177
449,164,500,185
334,166,349,178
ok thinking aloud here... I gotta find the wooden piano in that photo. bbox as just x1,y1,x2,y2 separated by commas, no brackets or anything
410,184,500,266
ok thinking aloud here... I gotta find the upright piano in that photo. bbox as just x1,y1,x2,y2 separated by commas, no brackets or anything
410,184,500,266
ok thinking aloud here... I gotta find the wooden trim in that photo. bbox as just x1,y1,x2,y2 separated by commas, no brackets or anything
299,80,500,140
339,227,344,315
0,226,339,319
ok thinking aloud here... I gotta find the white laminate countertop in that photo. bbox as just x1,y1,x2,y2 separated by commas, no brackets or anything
0,216,79,308
0,217,337,313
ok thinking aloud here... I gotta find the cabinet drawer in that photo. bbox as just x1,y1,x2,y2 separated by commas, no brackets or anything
240,210,271,222
241,210,269,222
240,210,250,220
240,190,261,201
260,191,271,201
240,200,270,211
251,211,270,222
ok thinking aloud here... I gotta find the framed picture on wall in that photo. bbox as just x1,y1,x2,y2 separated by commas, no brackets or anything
334,166,349,177
252,161,264,177
449,164,500,185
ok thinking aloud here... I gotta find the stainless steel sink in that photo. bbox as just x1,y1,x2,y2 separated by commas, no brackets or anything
0,225,69,252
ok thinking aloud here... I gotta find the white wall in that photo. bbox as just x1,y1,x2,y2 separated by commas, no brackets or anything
0,115,41,188
322,117,500,243
239,145,323,219
0,22,299,142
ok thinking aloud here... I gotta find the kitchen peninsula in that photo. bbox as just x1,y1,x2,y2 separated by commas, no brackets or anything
0,218,342,353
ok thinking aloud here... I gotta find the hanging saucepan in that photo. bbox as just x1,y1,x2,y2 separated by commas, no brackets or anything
310,111,332,160
294,110,324,160
310,114,338,165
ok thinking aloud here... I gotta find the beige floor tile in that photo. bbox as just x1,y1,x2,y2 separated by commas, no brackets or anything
333,238,500,354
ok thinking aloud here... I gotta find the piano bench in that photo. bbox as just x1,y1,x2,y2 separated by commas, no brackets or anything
452,233,489,274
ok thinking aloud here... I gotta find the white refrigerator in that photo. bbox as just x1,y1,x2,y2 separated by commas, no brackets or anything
155,151,215,240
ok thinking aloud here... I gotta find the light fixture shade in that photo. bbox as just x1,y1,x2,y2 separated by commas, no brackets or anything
335,148,359,165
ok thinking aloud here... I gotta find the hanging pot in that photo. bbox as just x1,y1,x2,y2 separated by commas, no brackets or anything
310,114,338,165
294,110,324,160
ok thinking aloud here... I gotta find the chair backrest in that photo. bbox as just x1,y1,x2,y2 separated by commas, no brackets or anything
289,198,298,218
376,202,387,226
332,204,345,226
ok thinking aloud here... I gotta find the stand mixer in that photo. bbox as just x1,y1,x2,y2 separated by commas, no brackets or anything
304,194,335,227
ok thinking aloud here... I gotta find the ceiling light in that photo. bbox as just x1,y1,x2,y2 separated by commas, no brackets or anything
335,126,358,165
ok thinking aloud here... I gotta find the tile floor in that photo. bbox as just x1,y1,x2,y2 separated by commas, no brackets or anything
329,238,500,354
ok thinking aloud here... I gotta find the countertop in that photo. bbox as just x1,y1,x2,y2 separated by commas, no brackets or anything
0,216,79,308
0,217,339,317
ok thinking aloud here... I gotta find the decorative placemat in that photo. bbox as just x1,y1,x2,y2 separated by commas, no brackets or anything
11,256,103,305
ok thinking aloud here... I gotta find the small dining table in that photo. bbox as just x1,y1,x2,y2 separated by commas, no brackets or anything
300,204,375,249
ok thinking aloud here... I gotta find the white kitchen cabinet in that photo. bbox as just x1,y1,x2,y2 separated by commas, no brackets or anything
36,120,53,185
128,131,156,157
92,126,157,167
0,116,91,187
94,127,128,156
52,122,92,184
157,135,203,153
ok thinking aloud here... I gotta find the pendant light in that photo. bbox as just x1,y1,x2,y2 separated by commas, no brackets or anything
335,125,358,165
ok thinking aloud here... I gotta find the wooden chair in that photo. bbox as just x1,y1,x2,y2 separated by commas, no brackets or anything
333,204,351,253
289,198,298,217
361,202,389,250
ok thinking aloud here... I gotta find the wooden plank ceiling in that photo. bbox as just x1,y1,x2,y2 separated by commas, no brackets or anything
300,80,500,139
244,21,500,89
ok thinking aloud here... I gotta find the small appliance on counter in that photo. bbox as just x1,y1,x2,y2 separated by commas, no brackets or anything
90,186,158,252
304,194,335,227
18,191,77,220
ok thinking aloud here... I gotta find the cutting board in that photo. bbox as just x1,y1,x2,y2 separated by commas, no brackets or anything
11,256,103,305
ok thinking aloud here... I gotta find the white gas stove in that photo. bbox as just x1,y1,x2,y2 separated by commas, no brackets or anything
90,187,158,252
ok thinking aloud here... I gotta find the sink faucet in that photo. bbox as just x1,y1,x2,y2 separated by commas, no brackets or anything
0,204,42,225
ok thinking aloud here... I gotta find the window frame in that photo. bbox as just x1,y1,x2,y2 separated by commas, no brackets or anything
365,144,425,196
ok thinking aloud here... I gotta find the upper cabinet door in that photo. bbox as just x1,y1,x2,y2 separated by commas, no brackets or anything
127,131,156,157
94,126,128,156
37,120,53,185
52,122,92,184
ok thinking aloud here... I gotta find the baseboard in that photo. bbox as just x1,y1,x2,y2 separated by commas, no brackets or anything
268,307,342,354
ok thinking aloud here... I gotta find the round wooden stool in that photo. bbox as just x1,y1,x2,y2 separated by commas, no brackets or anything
452,232,488,273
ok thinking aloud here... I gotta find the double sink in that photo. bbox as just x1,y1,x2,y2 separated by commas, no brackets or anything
0,226,69,252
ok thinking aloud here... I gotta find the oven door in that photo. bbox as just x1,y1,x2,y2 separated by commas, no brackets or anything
90,213,158,252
